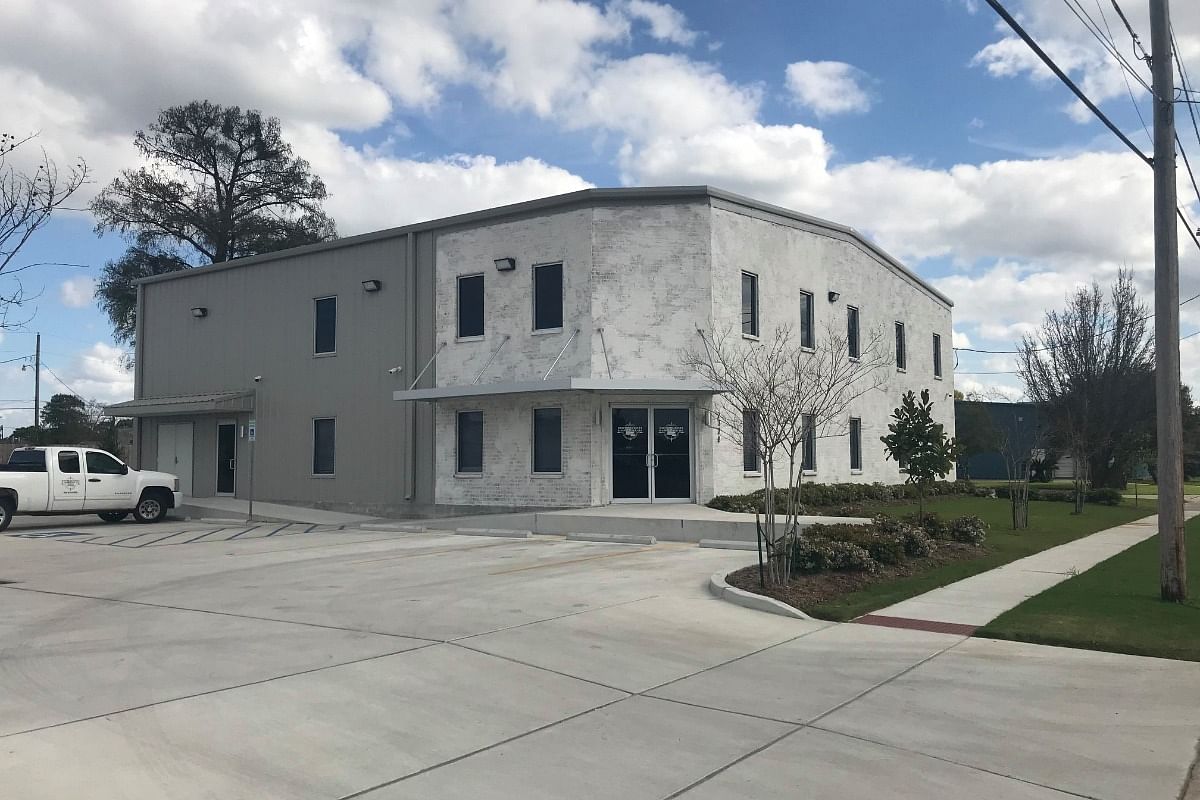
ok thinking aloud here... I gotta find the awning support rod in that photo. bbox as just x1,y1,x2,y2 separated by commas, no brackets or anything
472,335,510,385
544,328,580,380
408,342,446,391
597,327,613,379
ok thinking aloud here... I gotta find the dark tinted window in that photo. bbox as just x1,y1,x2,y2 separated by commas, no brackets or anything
532,407,562,473
895,322,906,370
849,418,862,472
933,333,943,378
315,297,337,354
58,451,81,474
313,418,335,475
799,290,814,348
9,450,45,468
741,272,758,337
847,306,860,359
742,408,760,472
86,451,124,474
457,411,483,474
802,414,816,471
458,275,485,338
533,263,563,330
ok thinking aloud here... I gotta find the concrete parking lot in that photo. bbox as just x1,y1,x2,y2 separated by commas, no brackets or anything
1,516,1198,799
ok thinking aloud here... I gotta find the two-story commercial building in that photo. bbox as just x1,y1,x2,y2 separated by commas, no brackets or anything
107,186,954,513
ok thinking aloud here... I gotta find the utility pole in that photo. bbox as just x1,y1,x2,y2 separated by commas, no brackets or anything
33,332,41,440
1150,0,1187,601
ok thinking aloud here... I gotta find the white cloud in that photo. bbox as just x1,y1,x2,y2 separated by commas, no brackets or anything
572,54,761,140
286,125,593,235
58,276,97,309
785,61,873,116
621,0,698,45
52,343,134,405
952,330,972,349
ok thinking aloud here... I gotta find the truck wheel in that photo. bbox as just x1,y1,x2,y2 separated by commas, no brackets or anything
0,498,13,533
133,492,168,524
98,511,129,523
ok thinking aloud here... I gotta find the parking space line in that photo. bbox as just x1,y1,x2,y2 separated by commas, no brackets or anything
136,529,201,547
182,528,227,544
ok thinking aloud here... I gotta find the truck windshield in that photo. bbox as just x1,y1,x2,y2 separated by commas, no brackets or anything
8,450,46,468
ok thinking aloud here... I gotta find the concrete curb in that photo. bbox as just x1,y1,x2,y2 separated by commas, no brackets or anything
699,539,757,551
456,527,534,539
566,532,656,545
708,571,813,620
200,517,249,524
359,522,426,532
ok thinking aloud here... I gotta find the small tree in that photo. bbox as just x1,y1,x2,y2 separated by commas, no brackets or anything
881,389,957,517
996,413,1048,530
684,323,891,586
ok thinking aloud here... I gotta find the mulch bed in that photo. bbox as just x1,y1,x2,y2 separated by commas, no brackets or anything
725,542,987,612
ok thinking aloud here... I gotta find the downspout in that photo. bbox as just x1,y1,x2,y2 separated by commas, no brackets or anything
405,232,416,501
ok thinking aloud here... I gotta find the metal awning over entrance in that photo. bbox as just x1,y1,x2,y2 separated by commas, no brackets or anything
392,378,723,402
104,391,255,418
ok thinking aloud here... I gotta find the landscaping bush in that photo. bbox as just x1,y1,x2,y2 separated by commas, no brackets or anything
807,521,906,566
948,514,988,545
794,538,878,574
992,486,1123,506
707,479,977,515
875,515,937,557
904,511,949,540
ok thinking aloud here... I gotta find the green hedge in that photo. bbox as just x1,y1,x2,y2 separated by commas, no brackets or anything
992,486,1123,506
708,479,977,514
792,513,987,575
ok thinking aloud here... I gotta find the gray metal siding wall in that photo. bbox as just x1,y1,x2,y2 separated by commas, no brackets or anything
138,235,436,507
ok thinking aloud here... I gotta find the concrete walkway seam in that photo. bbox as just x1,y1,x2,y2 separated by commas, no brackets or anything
707,570,813,620
699,539,758,551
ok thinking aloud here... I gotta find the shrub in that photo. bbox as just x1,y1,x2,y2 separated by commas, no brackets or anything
706,479,978,515
794,538,878,574
808,521,906,566
948,514,988,545
904,511,949,540
873,515,936,557
992,485,1123,506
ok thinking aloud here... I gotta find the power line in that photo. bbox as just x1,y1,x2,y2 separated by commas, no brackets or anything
1062,0,1152,94
1094,0,1152,142
0,354,32,365
1109,0,1149,63
40,363,85,401
985,0,1151,164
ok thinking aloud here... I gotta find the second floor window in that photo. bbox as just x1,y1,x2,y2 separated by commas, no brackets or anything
741,271,759,337
847,306,860,359
933,333,943,378
458,274,485,338
895,321,906,370
533,263,563,331
314,296,336,354
799,290,814,349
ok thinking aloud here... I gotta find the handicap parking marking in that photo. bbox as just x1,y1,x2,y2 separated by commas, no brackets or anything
5,530,94,539
5,521,358,548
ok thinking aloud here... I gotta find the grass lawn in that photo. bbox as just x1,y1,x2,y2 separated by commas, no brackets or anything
977,517,1200,662
807,496,1158,622
972,478,1200,496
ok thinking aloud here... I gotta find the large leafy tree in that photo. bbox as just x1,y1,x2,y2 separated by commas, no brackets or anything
91,101,337,344
881,389,957,517
1017,271,1154,500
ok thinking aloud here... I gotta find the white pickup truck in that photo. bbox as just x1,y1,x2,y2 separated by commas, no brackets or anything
0,446,182,532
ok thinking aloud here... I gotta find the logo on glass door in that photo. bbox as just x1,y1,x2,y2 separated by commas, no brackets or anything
617,422,644,440
657,422,685,441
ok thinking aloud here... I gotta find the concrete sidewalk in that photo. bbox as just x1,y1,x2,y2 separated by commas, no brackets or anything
863,503,1200,631
179,495,382,525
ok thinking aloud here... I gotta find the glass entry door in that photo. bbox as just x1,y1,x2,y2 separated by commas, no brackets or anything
216,422,237,496
611,407,692,503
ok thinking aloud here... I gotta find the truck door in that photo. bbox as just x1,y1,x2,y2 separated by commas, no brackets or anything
83,450,136,510
50,450,86,512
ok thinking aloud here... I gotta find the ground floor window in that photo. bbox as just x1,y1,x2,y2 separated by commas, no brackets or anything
742,408,760,472
802,413,816,472
312,418,335,475
457,410,484,474
532,407,562,473
849,417,862,472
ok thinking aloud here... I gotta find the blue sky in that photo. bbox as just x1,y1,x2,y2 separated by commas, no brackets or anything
2,0,1198,432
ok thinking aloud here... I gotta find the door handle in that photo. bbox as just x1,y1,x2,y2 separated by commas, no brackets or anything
228,459,236,470
88,478,101,483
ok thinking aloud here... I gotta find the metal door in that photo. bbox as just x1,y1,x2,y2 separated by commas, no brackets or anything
216,422,237,496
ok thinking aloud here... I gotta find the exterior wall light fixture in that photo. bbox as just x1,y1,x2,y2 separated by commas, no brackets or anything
827,291,840,303
362,279,382,292
191,307,208,318
494,257,516,272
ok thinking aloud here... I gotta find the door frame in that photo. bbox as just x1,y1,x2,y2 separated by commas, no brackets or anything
608,404,695,504
215,419,237,497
